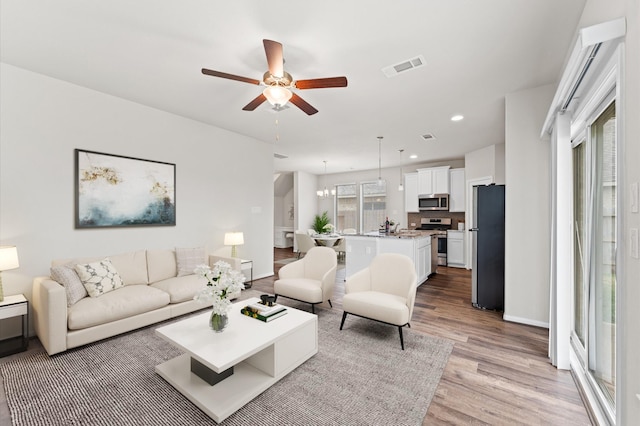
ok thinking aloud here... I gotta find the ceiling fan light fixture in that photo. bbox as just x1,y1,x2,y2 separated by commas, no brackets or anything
263,85,292,107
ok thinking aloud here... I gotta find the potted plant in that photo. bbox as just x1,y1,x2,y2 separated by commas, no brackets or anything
312,211,332,234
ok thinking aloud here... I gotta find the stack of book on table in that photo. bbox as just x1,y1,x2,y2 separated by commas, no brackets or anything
241,302,287,322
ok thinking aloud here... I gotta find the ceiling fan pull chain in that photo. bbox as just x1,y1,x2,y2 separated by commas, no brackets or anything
275,118,279,142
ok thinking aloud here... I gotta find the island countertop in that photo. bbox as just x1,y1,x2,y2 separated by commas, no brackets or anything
349,230,445,239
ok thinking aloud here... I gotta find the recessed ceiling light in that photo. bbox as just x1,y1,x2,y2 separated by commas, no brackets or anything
451,114,464,122
409,154,418,159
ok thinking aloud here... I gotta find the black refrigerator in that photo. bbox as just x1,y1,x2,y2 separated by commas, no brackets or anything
470,184,505,310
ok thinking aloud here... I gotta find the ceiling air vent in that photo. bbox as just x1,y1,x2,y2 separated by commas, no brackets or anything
382,55,426,78
274,153,288,159
421,133,436,141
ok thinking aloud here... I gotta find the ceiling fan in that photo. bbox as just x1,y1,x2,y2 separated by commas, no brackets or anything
201,39,348,115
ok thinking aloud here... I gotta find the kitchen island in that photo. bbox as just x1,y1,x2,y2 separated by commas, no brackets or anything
344,231,442,285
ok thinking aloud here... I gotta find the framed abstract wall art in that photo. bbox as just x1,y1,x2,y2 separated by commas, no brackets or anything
75,149,176,228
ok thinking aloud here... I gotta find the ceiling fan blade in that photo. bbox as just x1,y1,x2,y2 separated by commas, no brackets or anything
263,39,284,78
242,93,267,111
289,93,319,115
201,68,261,85
294,76,348,90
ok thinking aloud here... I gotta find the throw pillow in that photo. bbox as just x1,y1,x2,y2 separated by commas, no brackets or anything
175,246,206,277
50,264,88,306
74,258,125,298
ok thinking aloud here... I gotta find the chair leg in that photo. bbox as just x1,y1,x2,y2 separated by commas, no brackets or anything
398,326,405,350
311,304,315,314
274,294,278,303
340,312,348,330
328,299,333,308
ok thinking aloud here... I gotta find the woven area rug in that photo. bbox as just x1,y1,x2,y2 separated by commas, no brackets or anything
0,293,453,426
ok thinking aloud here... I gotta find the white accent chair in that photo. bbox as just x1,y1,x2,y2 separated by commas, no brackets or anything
342,228,357,235
295,231,317,259
340,253,418,350
274,246,338,313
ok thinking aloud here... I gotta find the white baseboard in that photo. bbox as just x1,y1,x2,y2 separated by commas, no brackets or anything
503,314,549,329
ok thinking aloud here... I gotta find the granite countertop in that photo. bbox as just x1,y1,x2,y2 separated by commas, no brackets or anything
350,230,445,239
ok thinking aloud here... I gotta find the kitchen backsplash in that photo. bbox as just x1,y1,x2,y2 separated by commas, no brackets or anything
406,211,466,230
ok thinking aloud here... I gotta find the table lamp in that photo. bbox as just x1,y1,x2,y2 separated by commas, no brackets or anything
0,246,20,302
224,232,244,258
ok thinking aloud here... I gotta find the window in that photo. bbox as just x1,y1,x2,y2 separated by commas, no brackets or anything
335,184,357,232
571,99,617,418
361,181,386,233
589,101,616,405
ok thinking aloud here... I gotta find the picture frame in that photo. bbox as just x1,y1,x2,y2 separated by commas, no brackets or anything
75,149,176,228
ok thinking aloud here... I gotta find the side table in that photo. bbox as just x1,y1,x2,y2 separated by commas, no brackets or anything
240,259,253,288
0,294,29,357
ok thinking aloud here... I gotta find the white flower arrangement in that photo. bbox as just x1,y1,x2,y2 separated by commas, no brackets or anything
323,223,335,233
193,261,245,315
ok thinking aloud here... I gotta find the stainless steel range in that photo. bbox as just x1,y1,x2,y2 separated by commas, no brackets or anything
418,218,452,266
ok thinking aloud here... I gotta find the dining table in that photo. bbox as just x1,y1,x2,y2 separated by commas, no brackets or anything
311,234,344,248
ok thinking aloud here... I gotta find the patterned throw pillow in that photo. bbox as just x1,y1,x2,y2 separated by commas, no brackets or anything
50,264,88,306
74,258,124,298
175,247,206,277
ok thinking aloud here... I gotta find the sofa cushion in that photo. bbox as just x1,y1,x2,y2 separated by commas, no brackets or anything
147,249,177,283
75,258,124,298
175,247,206,277
50,264,88,306
67,285,170,330
150,274,205,304
52,250,148,286
108,250,148,285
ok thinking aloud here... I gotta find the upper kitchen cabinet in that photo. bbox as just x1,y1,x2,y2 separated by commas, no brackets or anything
404,172,419,213
417,166,450,195
449,168,465,212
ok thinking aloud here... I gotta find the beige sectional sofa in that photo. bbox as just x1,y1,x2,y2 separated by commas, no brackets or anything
32,248,241,356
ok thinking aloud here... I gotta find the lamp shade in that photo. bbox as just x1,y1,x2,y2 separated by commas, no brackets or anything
0,246,19,271
263,86,292,106
224,232,244,246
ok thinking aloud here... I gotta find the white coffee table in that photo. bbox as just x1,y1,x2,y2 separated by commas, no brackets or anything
155,297,318,423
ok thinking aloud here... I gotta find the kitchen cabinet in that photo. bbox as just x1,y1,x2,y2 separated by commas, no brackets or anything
416,236,432,283
345,235,432,285
404,173,419,213
449,168,465,212
447,230,465,267
417,166,450,195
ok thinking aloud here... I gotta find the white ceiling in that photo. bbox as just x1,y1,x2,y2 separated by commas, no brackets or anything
1,0,586,175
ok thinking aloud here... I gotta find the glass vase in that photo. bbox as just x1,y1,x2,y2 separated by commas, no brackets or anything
209,311,228,332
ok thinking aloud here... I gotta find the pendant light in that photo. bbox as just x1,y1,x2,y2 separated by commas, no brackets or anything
398,149,404,191
317,160,336,198
377,136,383,186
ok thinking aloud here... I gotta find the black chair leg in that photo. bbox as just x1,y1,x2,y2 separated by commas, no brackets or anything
311,304,315,314
328,299,333,308
340,312,348,330
274,294,278,303
398,326,405,350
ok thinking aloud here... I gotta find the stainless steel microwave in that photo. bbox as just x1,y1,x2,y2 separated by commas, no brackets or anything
418,194,449,211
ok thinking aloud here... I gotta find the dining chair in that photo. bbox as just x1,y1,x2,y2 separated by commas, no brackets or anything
295,231,317,259
342,228,357,235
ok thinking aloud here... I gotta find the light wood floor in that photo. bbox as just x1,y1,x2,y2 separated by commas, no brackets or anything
262,248,593,425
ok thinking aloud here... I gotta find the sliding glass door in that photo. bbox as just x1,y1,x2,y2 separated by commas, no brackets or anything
571,99,617,417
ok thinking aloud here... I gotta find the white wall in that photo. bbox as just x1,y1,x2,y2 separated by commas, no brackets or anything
0,64,275,317
293,171,318,232
504,84,555,327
